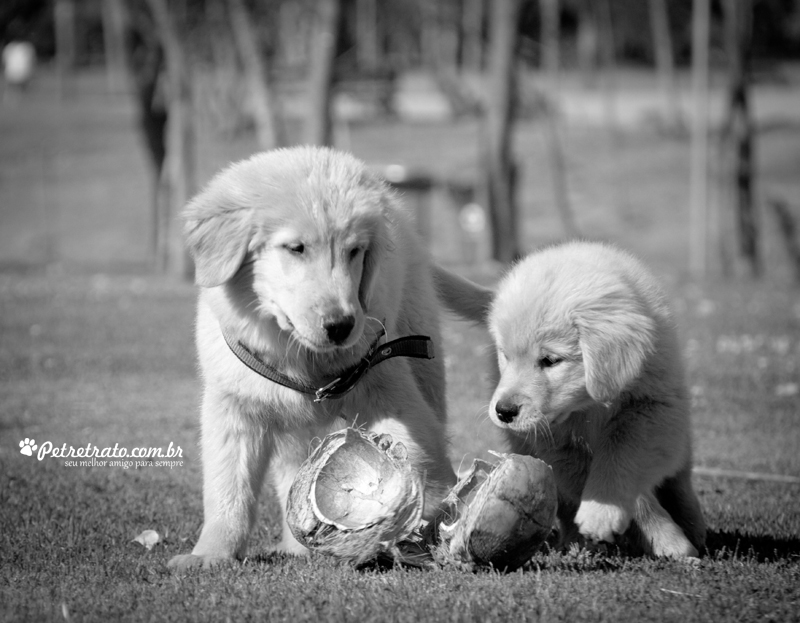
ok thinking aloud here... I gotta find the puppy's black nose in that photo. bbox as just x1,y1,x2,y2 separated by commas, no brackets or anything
323,315,355,345
495,400,521,423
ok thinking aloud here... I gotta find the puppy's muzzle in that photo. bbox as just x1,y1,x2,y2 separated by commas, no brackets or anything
323,315,356,346
494,398,521,423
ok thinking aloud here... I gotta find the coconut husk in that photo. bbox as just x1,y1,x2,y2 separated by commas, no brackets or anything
286,427,425,566
287,429,558,571
436,453,558,571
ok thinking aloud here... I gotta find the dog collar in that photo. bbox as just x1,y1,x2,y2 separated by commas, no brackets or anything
221,326,434,403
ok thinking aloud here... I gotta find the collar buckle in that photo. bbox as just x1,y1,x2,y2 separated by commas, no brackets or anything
314,357,372,402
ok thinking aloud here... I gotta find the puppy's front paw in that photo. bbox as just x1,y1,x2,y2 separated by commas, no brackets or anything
167,553,235,571
647,523,700,559
273,536,309,557
575,500,631,544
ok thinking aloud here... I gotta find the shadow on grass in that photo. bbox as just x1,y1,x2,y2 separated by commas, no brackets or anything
245,529,800,575
704,529,800,562
249,551,308,566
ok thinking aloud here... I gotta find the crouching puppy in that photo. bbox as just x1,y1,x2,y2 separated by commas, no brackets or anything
487,241,706,558
169,147,492,570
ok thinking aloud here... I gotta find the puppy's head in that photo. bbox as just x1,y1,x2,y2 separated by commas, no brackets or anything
488,245,657,434
184,147,392,352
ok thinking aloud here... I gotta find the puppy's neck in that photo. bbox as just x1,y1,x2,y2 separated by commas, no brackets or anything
204,285,374,379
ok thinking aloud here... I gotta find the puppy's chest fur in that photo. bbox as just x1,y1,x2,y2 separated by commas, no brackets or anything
517,391,670,455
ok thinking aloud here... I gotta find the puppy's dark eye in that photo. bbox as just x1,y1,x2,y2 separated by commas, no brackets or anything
539,355,562,368
285,242,305,255
349,247,362,261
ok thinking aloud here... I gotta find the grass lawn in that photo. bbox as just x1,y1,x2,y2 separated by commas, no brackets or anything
1,68,800,621
1,273,799,622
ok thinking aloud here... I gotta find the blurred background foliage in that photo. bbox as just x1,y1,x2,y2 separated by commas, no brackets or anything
1,0,799,280
3,0,800,69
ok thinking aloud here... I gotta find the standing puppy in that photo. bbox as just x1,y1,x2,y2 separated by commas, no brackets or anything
487,241,705,558
169,147,491,569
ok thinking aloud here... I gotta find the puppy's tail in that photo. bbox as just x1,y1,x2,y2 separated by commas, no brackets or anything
432,265,494,326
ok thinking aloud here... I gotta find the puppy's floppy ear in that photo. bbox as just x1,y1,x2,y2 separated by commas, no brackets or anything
183,182,252,287
357,176,393,311
358,245,380,311
358,215,393,311
573,292,657,403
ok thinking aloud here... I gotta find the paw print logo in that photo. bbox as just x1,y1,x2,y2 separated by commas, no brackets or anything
19,438,37,457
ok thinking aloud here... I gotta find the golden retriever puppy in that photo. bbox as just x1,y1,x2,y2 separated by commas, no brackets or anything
168,146,492,569
487,241,706,558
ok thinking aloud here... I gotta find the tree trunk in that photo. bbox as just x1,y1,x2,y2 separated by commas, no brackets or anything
102,0,129,93
437,0,460,72
770,199,800,283
420,2,438,69
540,0,578,238
462,0,484,71
306,0,341,147
279,2,308,69
54,0,77,97
484,0,522,264
424,1,480,117
227,0,284,150
144,0,196,279
722,0,760,278
356,0,380,73
118,1,166,262
596,0,619,138
576,0,599,87
648,0,682,130
540,0,560,81
689,0,710,277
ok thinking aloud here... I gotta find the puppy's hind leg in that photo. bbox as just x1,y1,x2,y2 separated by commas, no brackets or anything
633,491,698,558
655,462,706,553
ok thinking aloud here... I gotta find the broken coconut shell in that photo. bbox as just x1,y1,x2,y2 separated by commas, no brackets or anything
438,453,558,571
286,427,425,565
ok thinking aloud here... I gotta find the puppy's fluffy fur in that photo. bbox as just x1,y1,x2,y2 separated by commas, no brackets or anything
169,147,491,569
488,241,705,557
